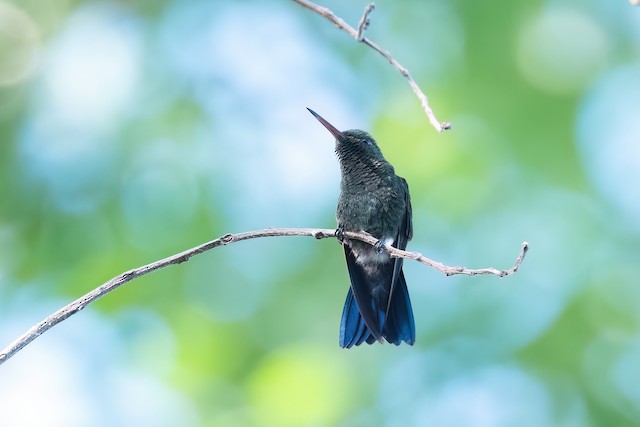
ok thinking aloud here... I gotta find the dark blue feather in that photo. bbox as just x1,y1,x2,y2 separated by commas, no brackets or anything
339,246,415,348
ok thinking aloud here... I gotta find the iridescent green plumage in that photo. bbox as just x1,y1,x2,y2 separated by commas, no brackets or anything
308,109,415,348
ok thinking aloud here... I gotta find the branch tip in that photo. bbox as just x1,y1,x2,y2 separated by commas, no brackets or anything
357,3,375,41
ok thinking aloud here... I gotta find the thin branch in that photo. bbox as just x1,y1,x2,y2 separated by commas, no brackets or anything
0,228,527,366
356,3,375,41
293,0,451,132
385,239,528,277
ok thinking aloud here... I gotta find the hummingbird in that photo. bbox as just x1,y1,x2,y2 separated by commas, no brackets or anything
307,108,415,348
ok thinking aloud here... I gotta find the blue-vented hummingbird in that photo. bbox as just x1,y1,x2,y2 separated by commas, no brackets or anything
308,108,415,348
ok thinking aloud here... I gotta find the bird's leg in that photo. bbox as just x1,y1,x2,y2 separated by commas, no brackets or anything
335,226,346,244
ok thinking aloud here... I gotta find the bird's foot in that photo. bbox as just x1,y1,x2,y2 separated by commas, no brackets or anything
373,239,386,254
335,227,346,244
373,237,393,254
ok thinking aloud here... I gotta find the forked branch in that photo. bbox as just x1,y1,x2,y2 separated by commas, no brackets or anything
293,0,451,132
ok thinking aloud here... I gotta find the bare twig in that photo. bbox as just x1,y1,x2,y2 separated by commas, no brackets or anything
0,228,527,366
356,3,375,41
293,0,451,132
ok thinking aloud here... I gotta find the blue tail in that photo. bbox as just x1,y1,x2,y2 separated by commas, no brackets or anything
339,271,415,348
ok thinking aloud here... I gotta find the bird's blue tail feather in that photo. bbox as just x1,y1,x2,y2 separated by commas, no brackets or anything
339,272,415,348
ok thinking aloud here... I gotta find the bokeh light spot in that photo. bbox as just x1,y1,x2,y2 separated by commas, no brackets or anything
0,2,40,86
576,66,640,226
248,345,351,427
19,114,116,214
42,3,141,128
517,7,609,94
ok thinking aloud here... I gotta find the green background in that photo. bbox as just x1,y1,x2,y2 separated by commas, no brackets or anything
1,0,639,426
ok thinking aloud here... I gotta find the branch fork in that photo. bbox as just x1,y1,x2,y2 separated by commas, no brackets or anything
293,0,451,132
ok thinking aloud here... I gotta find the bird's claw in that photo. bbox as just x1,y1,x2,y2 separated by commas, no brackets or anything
335,227,346,244
373,239,386,254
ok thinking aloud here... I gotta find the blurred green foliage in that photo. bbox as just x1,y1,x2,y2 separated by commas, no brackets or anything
1,0,640,426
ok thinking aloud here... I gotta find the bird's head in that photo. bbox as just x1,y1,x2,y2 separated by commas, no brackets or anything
307,108,384,161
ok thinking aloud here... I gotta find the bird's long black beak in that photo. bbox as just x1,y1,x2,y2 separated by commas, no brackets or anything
307,108,343,140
